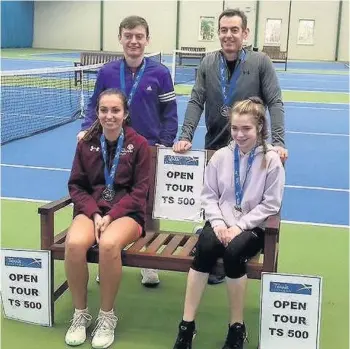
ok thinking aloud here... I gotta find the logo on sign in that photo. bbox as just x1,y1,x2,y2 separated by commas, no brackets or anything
5,257,42,269
164,155,199,166
270,282,312,295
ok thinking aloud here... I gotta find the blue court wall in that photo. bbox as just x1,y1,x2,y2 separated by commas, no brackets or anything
1,1,34,48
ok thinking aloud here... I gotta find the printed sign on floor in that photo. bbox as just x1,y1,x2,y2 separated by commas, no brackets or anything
1,249,52,327
259,273,322,349
153,148,206,221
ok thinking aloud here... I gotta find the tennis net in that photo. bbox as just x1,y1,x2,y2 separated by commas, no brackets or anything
1,52,162,145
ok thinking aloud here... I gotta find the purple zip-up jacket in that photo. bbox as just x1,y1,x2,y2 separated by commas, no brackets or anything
81,57,178,147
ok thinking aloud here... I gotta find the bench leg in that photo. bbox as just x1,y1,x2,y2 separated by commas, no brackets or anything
54,280,69,301
51,257,69,325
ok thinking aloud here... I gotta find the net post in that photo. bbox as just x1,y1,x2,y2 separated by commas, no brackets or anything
171,50,177,84
80,68,85,118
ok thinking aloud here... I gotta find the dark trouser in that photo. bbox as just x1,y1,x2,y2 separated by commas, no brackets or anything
192,222,264,279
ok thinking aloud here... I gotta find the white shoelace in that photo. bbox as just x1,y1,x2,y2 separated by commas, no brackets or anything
92,313,118,337
68,312,92,332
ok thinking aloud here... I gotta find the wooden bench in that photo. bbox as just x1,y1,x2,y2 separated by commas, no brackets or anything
262,45,288,71
179,46,206,66
73,51,124,86
38,146,281,323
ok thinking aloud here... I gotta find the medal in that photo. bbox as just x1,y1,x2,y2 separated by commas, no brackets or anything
233,206,243,219
220,105,231,117
102,188,115,202
234,205,242,212
100,130,124,202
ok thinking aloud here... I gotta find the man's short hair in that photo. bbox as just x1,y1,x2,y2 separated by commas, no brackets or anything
119,16,149,37
218,9,248,30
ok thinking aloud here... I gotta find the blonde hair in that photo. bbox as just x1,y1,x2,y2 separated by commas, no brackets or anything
231,97,269,167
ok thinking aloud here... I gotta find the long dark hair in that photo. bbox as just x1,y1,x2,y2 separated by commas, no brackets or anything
83,88,130,142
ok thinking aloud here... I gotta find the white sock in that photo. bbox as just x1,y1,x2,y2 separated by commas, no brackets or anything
74,307,89,314
99,308,114,316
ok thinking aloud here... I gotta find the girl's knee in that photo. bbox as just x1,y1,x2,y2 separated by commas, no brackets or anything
65,238,90,258
99,237,122,258
223,246,246,279
192,230,223,272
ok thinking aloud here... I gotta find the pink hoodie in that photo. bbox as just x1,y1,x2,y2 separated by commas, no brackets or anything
201,142,285,230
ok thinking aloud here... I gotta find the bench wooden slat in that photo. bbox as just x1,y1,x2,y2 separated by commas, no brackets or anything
178,236,198,256
144,234,171,254
127,232,156,252
161,235,187,256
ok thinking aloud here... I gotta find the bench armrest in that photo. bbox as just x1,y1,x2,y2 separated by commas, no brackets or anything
265,213,281,235
263,213,281,272
39,196,72,250
38,196,72,215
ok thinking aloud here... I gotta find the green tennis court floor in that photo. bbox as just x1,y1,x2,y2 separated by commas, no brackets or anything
1,200,349,349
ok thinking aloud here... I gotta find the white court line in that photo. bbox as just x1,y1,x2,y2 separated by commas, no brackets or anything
1,164,349,192
0,164,70,172
286,131,349,137
1,197,50,204
285,185,349,193
281,220,349,229
1,196,348,229
176,97,349,108
278,77,349,82
284,106,348,111
285,87,349,92
283,89,349,94
178,124,349,137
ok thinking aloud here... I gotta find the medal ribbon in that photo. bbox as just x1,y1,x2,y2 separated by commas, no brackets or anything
100,130,124,191
120,58,146,106
219,49,246,107
234,143,256,209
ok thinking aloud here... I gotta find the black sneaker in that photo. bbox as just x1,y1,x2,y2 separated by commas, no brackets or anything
222,322,248,349
173,320,196,349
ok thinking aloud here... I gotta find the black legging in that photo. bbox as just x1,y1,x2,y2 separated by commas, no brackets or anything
192,221,264,279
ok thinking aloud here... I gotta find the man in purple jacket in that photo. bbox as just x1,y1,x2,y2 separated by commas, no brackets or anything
77,15,178,286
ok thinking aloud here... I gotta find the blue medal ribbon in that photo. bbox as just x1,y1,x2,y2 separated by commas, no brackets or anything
120,58,146,106
100,130,124,193
219,50,246,108
234,144,256,210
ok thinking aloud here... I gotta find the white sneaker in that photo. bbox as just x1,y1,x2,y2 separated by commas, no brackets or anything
96,274,100,283
65,310,92,346
91,311,118,348
141,268,160,287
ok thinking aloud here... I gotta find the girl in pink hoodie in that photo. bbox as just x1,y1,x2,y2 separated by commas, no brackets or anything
173,97,285,349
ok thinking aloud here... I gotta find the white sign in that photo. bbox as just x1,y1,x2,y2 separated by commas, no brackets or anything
259,273,322,349
1,249,52,327
153,148,206,221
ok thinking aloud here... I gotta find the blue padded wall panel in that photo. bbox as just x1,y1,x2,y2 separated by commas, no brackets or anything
1,1,34,48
